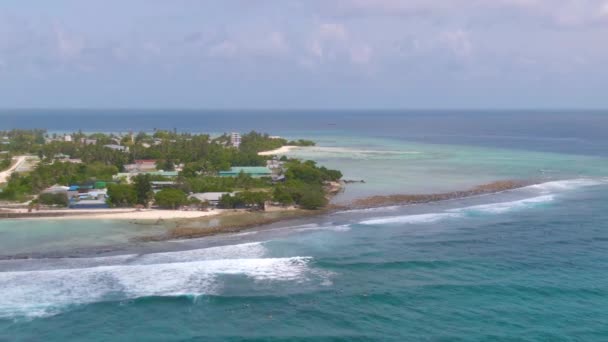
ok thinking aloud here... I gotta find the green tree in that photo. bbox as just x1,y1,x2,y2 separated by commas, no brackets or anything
298,189,327,209
38,192,69,207
107,184,136,207
133,174,153,207
154,188,188,209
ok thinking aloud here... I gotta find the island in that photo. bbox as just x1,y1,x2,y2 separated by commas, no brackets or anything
0,130,341,229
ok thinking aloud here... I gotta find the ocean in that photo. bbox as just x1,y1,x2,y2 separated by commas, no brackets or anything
1,110,607,341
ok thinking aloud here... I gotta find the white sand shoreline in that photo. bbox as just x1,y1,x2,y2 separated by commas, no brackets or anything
0,208,224,220
257,145,298,156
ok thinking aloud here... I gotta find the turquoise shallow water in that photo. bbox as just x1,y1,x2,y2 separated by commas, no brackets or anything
1,110,608,341
1,179,607,341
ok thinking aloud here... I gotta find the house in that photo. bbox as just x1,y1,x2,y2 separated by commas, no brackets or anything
65,159,83,164
266,158,283,170
69,199,109,209
104,144,129,152
80,138,97,145
54,153,70,160
124,159,157,172
63,135,72,142
189,192,232,206
42,185,70,194
151,181,177,192
219,167,272,178
230,132,241,148
114,171,179,182
134,160,157,171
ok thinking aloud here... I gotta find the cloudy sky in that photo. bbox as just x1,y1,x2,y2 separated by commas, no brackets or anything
1,0,607,109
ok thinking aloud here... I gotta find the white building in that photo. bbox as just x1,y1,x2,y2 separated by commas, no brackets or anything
64,135,72,142
230,132,241,148
189,192,232,206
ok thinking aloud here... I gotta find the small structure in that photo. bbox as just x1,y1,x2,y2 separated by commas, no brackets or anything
103,144,129,152
80,138,97,145
42,185,70,194
54,153,70,160
230,132,241,148
266,158,283,170
69,199,109,209
189,192,232,206
219,167,272,178
151,181,177,192
114,171,179,182
135,159,158,171
124,159,157,172
63,135,72,142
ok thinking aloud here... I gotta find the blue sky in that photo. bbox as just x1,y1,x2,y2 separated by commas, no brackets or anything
1,0,607,109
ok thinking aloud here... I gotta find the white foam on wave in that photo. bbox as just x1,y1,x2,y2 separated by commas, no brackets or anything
124,242,268,266
358,178,606,226
360,212,463,225
0,241,330,319
0,242,269,272
525,178,605,193
359,195,555,226
293,224,352,232
450,195,555,215
0,256,314,319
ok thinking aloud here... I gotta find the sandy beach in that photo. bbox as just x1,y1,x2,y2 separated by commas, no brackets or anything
0,208,223,220
257,145,298,156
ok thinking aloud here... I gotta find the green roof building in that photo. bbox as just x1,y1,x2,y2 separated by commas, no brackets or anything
219,167,272,178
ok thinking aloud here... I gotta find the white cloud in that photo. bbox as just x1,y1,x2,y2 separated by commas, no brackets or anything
53,25,84,60
323,0,608,27
440,30,473,58
318,23,348,41
350,44,373,64
208,40,238,58
600,2,608,17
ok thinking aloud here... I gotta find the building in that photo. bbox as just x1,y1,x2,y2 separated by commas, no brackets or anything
114,171,179,182
151,181,177,192
42,185,70,194
104,144,129,152
135,159,158,171
69,199,109,209
124,159,157,172
63,135,72,142
189,192,232,206
230,132,241,148
80,138,97,145
266,158,284,170
219,166,272,178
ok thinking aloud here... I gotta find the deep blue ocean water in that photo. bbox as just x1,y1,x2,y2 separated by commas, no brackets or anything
1,110,607,341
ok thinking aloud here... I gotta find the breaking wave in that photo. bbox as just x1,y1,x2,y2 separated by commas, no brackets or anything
359,195,554,226
524,178,605,193
359,178,606,226
360,213,463,225
451,195,555,215
0,242,326,319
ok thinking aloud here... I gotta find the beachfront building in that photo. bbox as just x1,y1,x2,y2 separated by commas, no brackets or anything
219,166,272,178
230,132,241,148
41,185,70,194
189,192,232,206
151,181,177,192
63,134,72,142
